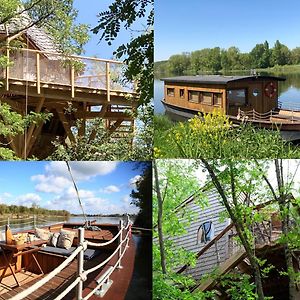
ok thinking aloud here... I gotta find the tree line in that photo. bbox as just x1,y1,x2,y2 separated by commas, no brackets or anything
0,203,70,217
155,40,300,76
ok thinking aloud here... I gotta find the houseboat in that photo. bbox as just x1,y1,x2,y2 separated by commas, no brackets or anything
161,75,300,141
0,219,135,300
170,187,300,299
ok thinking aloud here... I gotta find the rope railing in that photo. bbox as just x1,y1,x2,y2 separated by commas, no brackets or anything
7,216,132,300
238,108,279,121
9,244,84,300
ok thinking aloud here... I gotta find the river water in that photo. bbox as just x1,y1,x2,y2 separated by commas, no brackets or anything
154,72,300,114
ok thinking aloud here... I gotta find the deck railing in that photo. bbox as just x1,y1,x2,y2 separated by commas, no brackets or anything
1,47,135,100
6,215,132,300
237,108,279,121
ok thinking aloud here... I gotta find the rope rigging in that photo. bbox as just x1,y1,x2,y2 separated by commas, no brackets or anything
65,161,88,226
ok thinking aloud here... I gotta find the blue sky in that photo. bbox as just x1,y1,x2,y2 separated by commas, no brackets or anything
73,0,145,59
0,162,144,214
155,0,300,61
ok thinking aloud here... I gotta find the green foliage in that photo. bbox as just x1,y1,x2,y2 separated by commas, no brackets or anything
153,160,212,299
49,104,152,161
92,0,154,106
154,113,300,159
0,103,52,160
0,203,70,217
154,40,297,76
0,1,89,55
130,163,152,229
220,273,258,300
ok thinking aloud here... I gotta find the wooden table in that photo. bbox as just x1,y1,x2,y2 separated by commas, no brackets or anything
0,240,47,287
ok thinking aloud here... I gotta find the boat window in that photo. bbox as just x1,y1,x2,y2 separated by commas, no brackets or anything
188,90,200,103
227,89,247,106
196,221,214,244
213,93,222,106
167,88,175,97
201,92,212,105
180,89,185,98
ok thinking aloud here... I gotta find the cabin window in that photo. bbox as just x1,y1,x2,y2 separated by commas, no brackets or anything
188,90,200,103
227,89,247,106
213,93,222,106
196,221,214,244
201,92,212,105
167,88,175,97
180,89,185,98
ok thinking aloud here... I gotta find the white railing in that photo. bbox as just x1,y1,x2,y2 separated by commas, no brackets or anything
7,215,132,300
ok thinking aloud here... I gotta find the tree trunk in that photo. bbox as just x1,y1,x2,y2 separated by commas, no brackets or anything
275,160,296,300
153,160,167,274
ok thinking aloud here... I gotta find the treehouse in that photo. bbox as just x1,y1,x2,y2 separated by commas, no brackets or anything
0,19,138,159
171,188,300,299
161,75,300,141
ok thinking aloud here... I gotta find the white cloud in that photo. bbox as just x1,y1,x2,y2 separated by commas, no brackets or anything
101,185,120,194
129,175,142,189
31,174,71,194
122,195,131,204
16,193,41,206
45,161,118,181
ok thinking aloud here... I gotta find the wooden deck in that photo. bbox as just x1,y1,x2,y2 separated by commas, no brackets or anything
0,238,135,299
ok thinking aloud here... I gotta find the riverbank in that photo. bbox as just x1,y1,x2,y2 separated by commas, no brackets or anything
154,63,300,78
154,114,300,159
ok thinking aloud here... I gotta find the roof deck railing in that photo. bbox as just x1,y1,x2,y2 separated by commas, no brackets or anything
6,215,132,300
1,47,136,101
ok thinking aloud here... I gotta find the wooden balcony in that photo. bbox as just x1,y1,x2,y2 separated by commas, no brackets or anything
0,47,139,159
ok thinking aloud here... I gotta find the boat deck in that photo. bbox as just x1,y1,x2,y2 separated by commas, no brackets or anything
0,238,135,300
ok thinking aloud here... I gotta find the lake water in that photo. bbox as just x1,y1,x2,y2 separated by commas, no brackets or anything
154,72,300,114
0,215,124,233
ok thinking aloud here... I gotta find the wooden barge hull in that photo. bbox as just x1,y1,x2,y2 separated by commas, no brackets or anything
162,100,300,141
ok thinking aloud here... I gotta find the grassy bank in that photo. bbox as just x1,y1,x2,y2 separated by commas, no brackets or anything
154,113,300,158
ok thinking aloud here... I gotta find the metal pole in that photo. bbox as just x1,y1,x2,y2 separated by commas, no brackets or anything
33,215,36,228
117,220,123,269
76,227,84,300
7,217,10,227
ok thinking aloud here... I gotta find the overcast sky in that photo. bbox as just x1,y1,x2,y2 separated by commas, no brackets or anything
0,161,143,215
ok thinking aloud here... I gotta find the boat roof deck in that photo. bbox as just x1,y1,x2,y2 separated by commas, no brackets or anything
161,75,286,85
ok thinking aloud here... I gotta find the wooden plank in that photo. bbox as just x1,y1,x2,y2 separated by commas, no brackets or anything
22,97,45,158
71,65,75,98
5,47,9,91
36,52,40,94
194,250,247,292
106,62,110,102
57,108,76,143
88,104,108,142
78,102,87,136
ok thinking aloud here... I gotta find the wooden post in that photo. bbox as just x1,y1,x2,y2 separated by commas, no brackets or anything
117,220,123,269
5,47,10,91
106,62,110,102
36,52,40,94
76,227,84,300
71,65,75,98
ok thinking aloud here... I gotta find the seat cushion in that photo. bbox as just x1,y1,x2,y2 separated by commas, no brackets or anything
40,246,101,260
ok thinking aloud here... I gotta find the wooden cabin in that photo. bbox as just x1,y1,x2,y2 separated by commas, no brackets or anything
0,17,138,159
162,75,286,117
172,188,300,299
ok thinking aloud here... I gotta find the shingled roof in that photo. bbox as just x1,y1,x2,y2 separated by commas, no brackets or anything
161,75,286,85
0,11,59,54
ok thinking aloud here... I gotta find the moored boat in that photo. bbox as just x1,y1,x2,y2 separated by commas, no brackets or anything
161,75,300,141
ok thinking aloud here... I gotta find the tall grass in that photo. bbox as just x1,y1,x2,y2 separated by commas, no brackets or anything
154,112,300,159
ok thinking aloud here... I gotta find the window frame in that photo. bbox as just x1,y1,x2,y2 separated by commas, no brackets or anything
227,88,248,107
167,87,175,97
